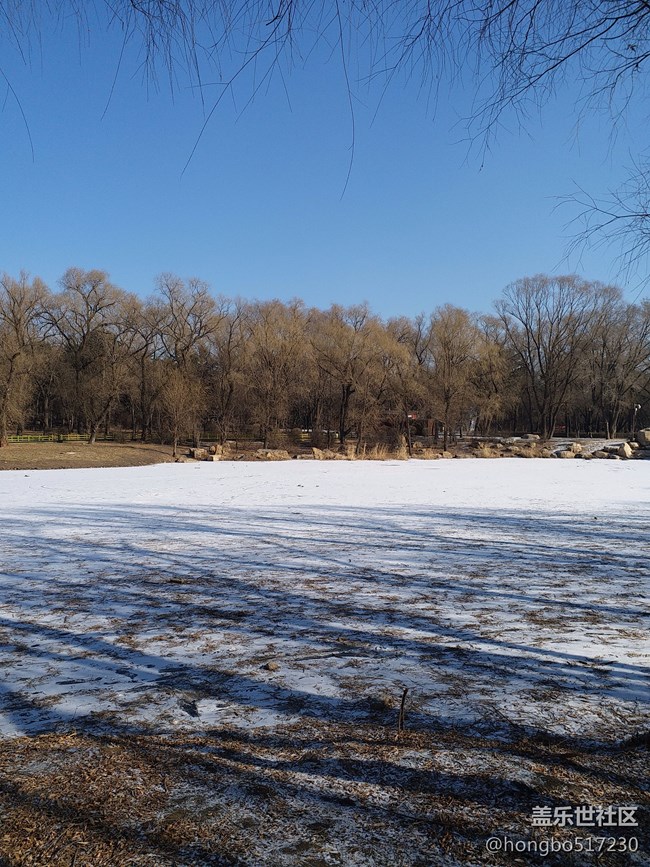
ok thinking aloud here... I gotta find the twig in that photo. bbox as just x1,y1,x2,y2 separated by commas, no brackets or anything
397,687,408,734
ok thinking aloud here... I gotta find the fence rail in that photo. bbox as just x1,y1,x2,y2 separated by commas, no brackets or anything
6,434,116,443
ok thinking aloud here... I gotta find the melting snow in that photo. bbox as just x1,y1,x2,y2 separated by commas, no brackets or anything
0,458,648,742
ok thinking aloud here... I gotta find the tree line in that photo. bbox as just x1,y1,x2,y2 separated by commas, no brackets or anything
1,268,649,452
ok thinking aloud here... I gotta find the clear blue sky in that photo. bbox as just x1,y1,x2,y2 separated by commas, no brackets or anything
1,9,646,317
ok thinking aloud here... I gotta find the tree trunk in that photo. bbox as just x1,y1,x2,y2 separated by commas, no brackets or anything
405,409,413,456
338,383,353,446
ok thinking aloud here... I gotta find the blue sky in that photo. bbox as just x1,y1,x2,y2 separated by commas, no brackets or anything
1,9,646,317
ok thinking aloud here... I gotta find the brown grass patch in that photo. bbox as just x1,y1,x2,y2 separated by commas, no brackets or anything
0,721,646,866
0,438,587,470
0,442,176,472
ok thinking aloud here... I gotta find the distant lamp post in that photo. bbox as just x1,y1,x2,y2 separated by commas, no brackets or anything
633,403,641,438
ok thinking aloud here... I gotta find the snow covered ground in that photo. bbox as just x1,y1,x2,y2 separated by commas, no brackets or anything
0,458,648,743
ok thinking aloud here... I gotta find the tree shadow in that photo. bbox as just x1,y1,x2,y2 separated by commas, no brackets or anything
0,492,648,863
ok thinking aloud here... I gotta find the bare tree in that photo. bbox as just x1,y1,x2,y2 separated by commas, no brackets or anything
427,305,479,449
582,294,650,437
0,272,48,446
44,268,137,443
202,298,249,443
155,274,217,445
123,297,167,442
161,365,205,457
245,299,309,446
310,304,384,447
496,275,603,438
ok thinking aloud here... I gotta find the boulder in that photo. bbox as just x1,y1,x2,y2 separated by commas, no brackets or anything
205,454,221,461
567,442,583,454
618,442,633,459
189,447,208,460
608,453,621,460
255,449,291,461
441,450,454,459
592,450,609,459
557,450,575,458
521,433,540,440
636,429,650,447
312,447,344,460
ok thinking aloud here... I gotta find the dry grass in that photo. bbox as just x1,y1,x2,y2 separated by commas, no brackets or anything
0,442,175,472
0,722,646,866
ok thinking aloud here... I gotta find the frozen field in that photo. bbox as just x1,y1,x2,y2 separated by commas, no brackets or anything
0,459,648,865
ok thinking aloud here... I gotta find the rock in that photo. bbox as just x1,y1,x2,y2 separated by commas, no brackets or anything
521,433,540,440
264,661,280,671
255,449,291,461
189,447,208,460
311,448,344,460
608,453,621,460
557,450,575,458
629,441,640,450
618,442,633,458
568,442,583,454
205,454,221,461
208,443,224,456
581,453,593,460
441,450,453,459
636,428,650,447
592,450,609,458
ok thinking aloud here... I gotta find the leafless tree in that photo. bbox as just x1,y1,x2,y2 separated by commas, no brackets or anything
426,305,479,449
581,293,650,437
0,272,48,445
44,268,137,442
310,304,384,447
161,365,205,457
496,275,604,438
245,299,309,446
